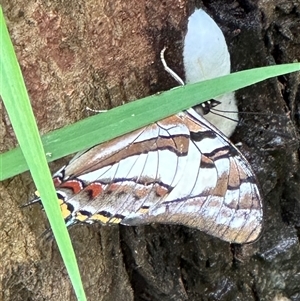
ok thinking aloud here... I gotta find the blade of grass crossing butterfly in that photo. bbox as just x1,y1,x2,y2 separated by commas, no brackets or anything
0,7,86,301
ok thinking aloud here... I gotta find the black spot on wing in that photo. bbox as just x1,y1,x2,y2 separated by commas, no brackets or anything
190,130,216,141
203,146,239,160
112,213,126,220
78,210,92,218
98,211,113,218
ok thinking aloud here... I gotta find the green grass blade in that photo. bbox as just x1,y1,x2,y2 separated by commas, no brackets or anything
0,7,86,301
1,63,300,181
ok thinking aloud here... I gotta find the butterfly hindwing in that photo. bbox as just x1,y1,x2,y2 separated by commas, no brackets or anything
122,109,262,243
50,109,262,244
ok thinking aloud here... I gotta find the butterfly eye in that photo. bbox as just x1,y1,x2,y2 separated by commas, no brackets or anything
193,99,222,115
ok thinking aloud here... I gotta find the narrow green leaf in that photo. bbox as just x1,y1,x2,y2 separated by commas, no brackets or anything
1,63,299,181
0,6,86,301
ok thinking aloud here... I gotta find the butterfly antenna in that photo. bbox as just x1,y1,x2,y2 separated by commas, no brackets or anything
160,47,185,86
40,219,77,241
20,197,42,208
211,107,298,145
209,108,240,123
212,107,292,119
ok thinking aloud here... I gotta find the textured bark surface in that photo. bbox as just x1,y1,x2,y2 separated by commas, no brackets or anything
1,0,300,300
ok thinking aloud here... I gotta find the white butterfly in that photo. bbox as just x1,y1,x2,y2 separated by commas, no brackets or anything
48,106,262,244
29,9,263,244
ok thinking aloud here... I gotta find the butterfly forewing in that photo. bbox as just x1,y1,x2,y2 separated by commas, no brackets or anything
47,108,262,244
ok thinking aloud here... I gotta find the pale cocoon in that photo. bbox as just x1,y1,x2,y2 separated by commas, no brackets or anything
183,9,238,137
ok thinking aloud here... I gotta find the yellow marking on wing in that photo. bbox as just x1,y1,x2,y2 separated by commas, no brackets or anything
89,214,110,224
58,198,64,205
57,198,71,219
75,211,89,222
109,217,122,224
137,207,149,214
60,203,72,219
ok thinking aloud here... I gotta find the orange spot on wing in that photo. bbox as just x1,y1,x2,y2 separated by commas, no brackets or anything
155,185,169,197
86,182,104,198
60,180,83,194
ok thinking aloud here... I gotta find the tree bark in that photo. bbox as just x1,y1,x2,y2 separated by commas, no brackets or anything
1,0,300,300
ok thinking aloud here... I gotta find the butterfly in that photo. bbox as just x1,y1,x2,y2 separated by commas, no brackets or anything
28,106,263,244
27,8,263,244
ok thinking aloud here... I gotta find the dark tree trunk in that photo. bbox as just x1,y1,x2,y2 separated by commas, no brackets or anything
1,0,300,300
